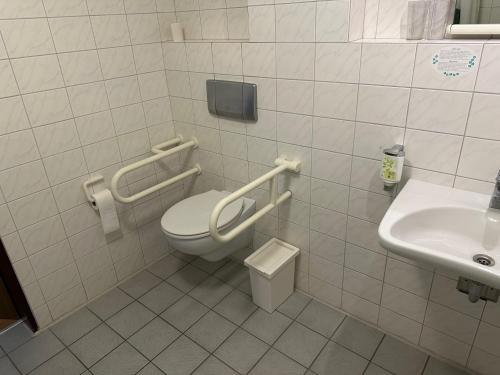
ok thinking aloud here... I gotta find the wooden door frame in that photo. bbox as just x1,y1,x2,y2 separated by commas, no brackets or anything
0,238,37,331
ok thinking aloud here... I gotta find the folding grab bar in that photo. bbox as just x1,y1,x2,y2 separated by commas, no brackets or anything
110,136,201,204
209,157,301,243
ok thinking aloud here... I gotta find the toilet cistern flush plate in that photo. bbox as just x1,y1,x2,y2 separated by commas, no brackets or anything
378,179,500,289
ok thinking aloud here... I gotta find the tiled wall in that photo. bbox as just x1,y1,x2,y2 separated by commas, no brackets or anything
168,0,249,40
161,2,500,375
2,0,500,374
0,0,187,329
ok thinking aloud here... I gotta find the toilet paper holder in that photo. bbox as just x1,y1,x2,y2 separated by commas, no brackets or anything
82,175,104,210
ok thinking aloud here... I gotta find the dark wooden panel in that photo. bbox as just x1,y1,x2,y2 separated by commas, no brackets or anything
0,238,37,331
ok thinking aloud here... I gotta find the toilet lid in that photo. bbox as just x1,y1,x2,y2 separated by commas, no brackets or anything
161,190,244,237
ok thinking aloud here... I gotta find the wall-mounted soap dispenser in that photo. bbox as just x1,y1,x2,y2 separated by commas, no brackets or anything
380,145,405,190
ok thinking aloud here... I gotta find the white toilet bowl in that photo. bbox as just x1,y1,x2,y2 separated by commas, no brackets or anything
161,190,256,261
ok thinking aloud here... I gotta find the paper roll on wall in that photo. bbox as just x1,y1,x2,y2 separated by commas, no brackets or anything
171,23,184,42
92,189,120,234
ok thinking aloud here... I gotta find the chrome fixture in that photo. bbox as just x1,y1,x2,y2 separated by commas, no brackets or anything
457,277,500,303
490,170,500,210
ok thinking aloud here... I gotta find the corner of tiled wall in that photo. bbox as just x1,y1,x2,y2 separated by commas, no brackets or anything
0,0,187,329
1,1,500,374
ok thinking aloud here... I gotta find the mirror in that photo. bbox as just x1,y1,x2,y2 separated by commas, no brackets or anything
448,0,500,34
453,0,500,23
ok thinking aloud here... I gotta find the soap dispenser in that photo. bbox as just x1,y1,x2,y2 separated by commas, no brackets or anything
380,145,404,190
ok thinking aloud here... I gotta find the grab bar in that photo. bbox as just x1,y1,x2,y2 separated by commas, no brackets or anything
209,157,301,243
110,136,201,204
151,135,183,154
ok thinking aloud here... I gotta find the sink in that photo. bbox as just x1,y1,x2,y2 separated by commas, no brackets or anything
379,179,500,289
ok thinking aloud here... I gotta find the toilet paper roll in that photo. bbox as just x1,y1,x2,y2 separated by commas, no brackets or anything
92,189,120,234
171,22,184,42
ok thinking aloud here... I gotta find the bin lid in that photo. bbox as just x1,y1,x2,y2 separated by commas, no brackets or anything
244,238,300,279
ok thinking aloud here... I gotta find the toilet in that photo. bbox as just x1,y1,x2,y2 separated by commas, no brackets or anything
161,190,256,261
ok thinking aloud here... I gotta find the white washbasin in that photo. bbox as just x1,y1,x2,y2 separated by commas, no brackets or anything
379,179,500,288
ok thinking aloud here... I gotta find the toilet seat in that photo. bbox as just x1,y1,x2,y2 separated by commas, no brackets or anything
161,190,244,239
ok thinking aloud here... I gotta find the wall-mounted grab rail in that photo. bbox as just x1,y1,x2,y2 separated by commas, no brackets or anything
209,157,301,243
110,136,201,204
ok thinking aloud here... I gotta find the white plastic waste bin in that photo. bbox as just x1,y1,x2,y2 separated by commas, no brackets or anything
244,238,300,313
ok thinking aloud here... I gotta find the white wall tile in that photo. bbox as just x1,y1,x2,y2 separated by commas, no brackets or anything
466,93,500,141
33,119,80,157
0,204,16,236
44,0,88,17
312,117,354,154
49,16,96,52
87,0,125,15
343,267,382,303
133,43,165,73
2,232,27,262
412,44,482,91
316,0,349,42
310,204,347,240
248,5,275,42
353,122,404,160
376,0,407,38
310,230,345,264
0,160,49,201
99,46,136,79
277,112,312,147
378,307,422,344
404,129,463,174
407,89,472,135
212,43,242,75
381,283,428,322
23,88,73,127
360,43,416,86
30,239,74,278
342,290,380,324
457,137,500,182
0,19,55,58
315,43,361,83
11,55,64,94
0,60,20,98
314,82,358,120
127,14,161,44
91,15,130,48
347,216,386,254
419,326,471,365
357,85,409,127
43,148,88,185
424,302,479,344
312,149,351,185
276,3,315,42
58,50,103,85
0,130,40,171
138,71,169,100
384,258,433,298
276,79,314,115
348,188,391,223
276,43,314,80
476,44,500,94
468,347,500,375
242,43,275,77
0,96,30,136
228,8,249,39
8,189,58,229
309,276,342,307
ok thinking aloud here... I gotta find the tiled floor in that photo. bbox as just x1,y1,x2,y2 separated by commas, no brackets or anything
0,254,471,375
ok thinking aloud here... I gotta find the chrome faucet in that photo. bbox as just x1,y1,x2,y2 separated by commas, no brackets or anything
490,170,500,210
